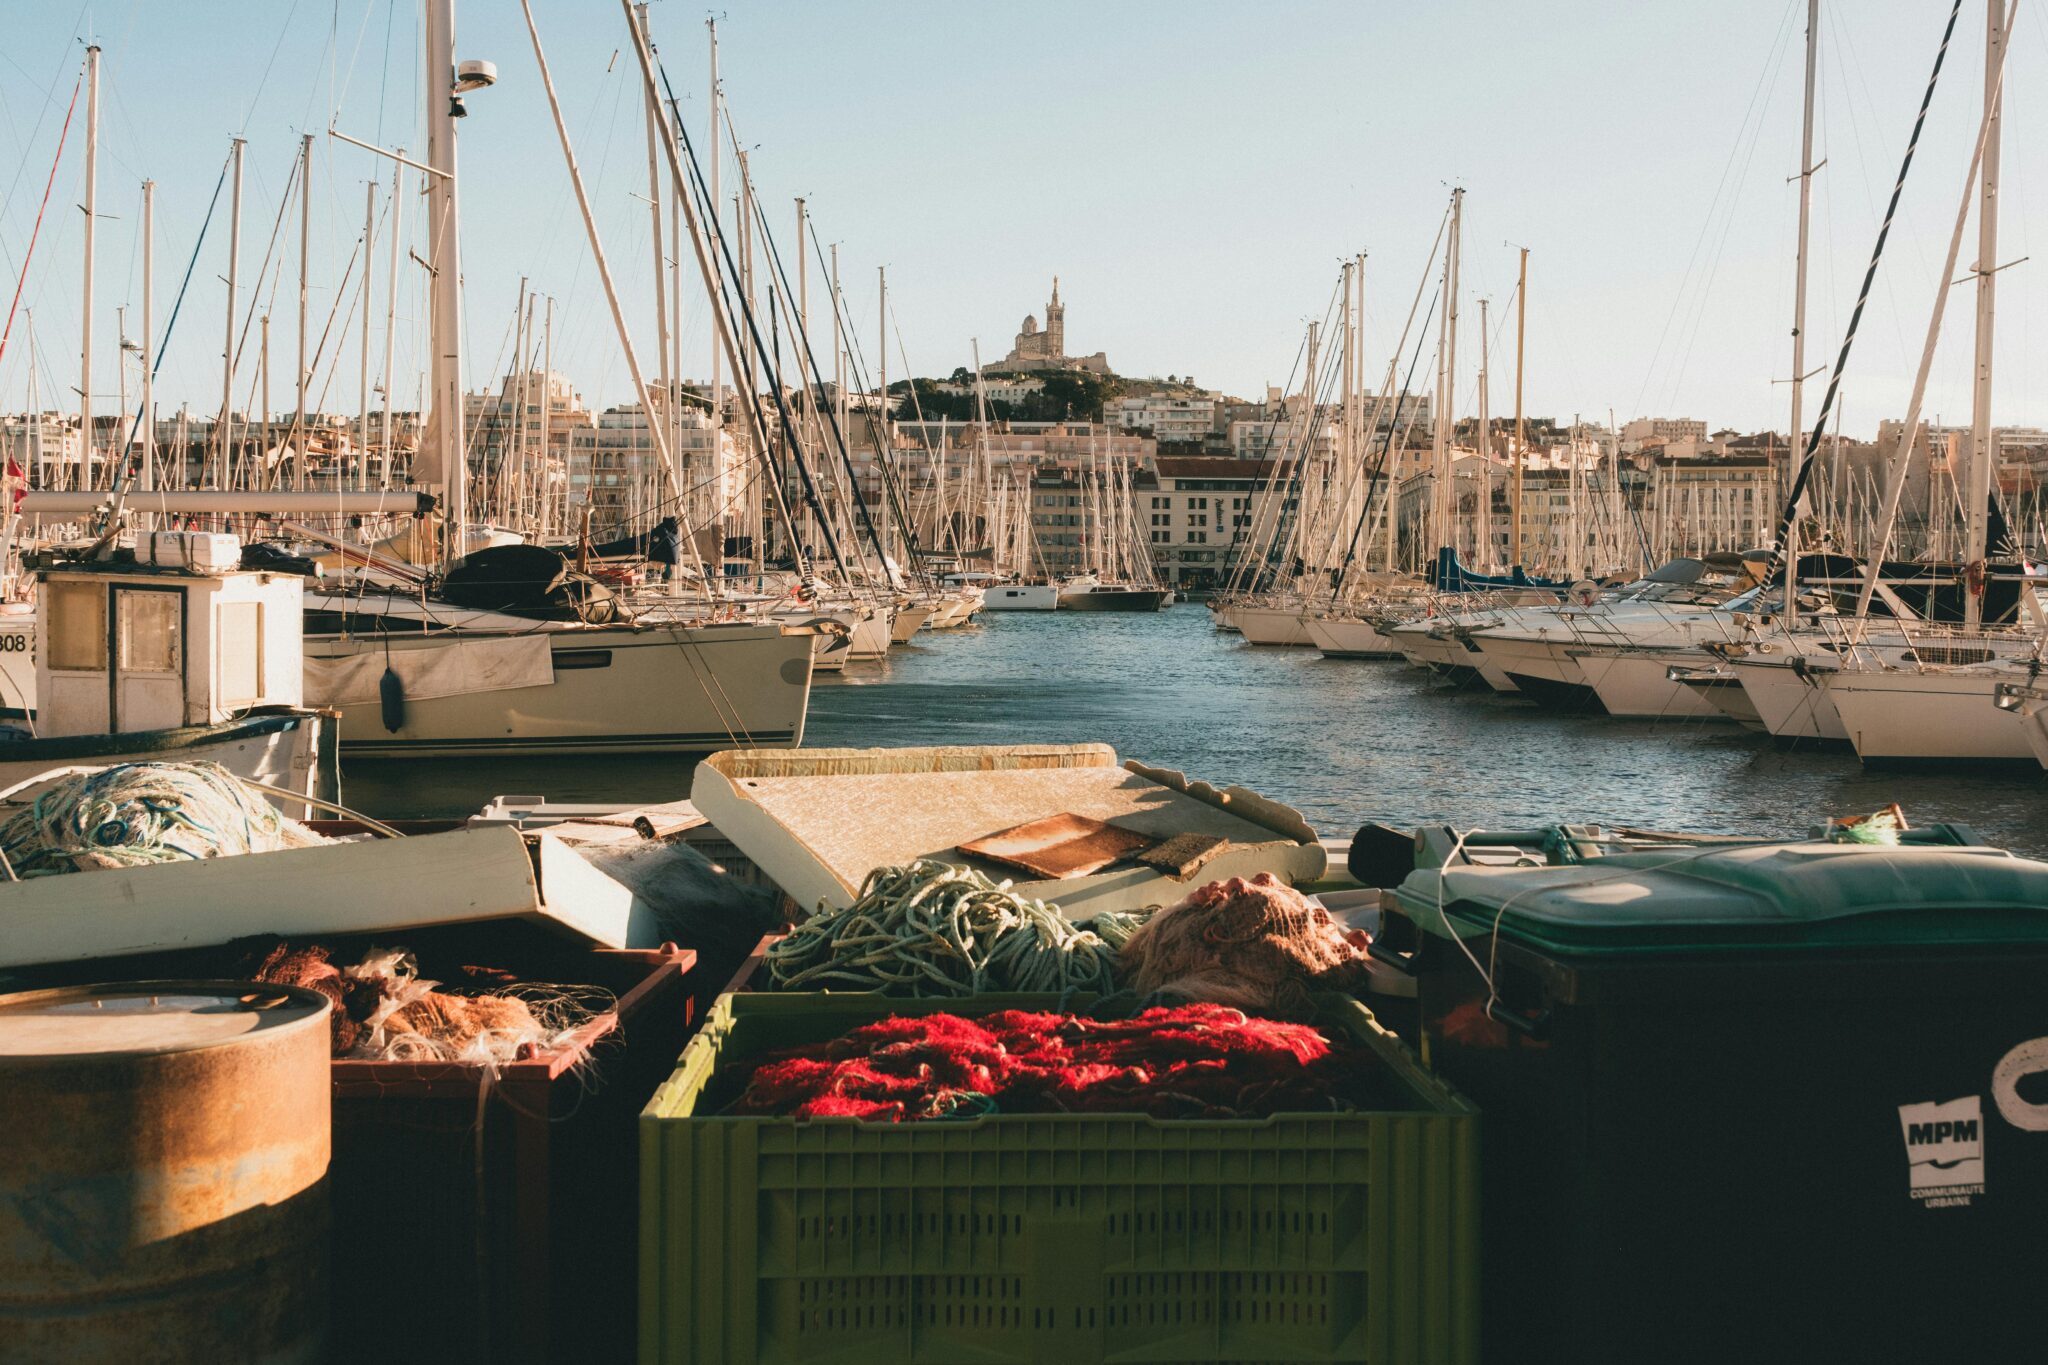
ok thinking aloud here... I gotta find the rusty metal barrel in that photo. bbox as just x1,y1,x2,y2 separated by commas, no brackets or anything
0,981,331,1363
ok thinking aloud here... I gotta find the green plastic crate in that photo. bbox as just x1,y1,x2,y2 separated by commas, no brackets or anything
640,993,1478,1364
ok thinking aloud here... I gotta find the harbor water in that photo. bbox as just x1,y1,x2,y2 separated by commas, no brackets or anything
345,606,2048,855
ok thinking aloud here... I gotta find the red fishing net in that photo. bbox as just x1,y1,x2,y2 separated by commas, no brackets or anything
729,1003,1386,1122
1117,872,1373,1018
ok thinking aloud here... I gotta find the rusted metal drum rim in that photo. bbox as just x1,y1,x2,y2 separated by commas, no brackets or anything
0,979,332,1363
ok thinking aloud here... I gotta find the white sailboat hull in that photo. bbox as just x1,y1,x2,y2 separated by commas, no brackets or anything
889,605,932,644
1233,605,1315,647
1730,658,1849,742
1470,630,1587,688
307,621,812,758
1826,668,2033,763
982,583,1059,611
2015,698,2048,771
1671,666,1766,729
1577,649,1724,719
846,609,894,660
1303,615,1402,659
1388,625,1464,671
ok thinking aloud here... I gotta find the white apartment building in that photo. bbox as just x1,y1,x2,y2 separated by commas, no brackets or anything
1229,416,1339,463
1647,454,1777,559
568,399,733,537
1105,395,1217,446
1146,456,1372,590
932,376,1045,407
1621,416,1708,452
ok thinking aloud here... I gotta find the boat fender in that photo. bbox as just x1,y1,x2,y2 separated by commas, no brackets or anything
379,666,406,733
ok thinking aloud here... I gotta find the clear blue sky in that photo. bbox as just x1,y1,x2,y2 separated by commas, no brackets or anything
1,0,2041,438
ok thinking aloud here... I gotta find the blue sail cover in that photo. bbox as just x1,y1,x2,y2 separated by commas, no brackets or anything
1431,546,1571,593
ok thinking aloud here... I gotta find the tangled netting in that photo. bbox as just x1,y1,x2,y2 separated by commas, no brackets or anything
0,762,324,877
730,1003,1384,1122
249,941,614,1064
1118,872,1372,1019
768,859,1122,996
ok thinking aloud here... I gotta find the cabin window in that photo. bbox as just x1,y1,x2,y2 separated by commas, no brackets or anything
117,591,182,675
46,581,107,671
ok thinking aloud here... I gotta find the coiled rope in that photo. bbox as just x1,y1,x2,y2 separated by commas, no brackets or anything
768,859,1123,996
0,762,324,877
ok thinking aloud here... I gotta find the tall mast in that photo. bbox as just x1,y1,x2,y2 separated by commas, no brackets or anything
381,153,403,489
259,314,271,487
219,136,245,487
425,0,467,556
879,264,891,568
706,19,723,448
140,180,154,494
79,45,99,491
831,244,847,425
359,180,376,488
1432,188,1463,565
27,316,42,486
738,164,759,571
296,132,312,490
668,120,684,481
1786,0,1819,614
541,296,554,533
1964,0,2004,628
638,4,670,436
796,198,811,454
795,197,816,553
1512,246,1528,568
1477,295,1491,567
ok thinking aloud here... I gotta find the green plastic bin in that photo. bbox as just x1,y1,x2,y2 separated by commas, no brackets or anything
1382,839,2048,1364
640,992,1478,1364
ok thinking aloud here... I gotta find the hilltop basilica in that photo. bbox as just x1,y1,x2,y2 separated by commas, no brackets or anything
990,278,1113,375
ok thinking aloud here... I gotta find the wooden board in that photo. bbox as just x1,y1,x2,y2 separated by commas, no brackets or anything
1133,832,1229,879
959,813,1155,879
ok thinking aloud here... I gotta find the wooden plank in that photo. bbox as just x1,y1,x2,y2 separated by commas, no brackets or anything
0,825,628,968
959,813,1155,879
1133,832,1228,879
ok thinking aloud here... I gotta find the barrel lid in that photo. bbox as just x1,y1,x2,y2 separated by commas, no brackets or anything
1392,843,2048,957
0,981,329,1058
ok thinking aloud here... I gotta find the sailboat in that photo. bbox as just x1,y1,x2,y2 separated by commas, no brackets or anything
293,0,818,757
1769,0,2045,763
1058,433,1167,611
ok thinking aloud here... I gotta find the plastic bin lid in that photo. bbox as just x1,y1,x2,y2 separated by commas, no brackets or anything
1392,842,2048,956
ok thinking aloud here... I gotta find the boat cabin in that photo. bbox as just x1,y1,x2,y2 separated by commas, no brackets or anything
36,550,304,738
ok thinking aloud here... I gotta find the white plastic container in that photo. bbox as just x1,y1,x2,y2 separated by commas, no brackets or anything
142,531,243,571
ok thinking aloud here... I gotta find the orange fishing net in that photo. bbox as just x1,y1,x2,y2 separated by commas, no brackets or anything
1117,872,1371,1018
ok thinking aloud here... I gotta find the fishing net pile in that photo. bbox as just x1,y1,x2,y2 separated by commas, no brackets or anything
1117,872,1372,1019
247,941,614,1064
0,762,325,877
768,860,1122,995
728,1002,1385,1122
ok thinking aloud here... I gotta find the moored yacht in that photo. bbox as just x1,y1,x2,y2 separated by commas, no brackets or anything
301,545,815,758
1057,575,1170,612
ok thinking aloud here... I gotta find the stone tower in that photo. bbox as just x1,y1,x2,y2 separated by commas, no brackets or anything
1044,277,1064,359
